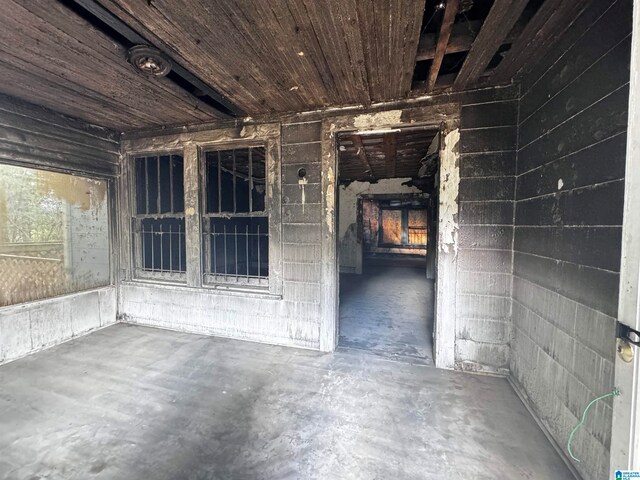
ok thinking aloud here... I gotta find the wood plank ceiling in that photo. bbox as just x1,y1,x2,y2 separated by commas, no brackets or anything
338,130,439,183
0,0,225,129
0,0,594,130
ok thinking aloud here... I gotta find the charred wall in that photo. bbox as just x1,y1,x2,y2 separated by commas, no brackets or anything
456,88,518,373
510,1,632,478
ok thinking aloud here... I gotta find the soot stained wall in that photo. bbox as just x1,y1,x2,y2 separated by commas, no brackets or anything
510,1,632,478
456,89,518,373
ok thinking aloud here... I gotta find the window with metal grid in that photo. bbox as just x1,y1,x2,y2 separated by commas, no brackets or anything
132,154,186,279
202,146,268,287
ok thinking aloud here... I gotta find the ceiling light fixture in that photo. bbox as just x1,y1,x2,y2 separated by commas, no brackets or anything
127,45,171,77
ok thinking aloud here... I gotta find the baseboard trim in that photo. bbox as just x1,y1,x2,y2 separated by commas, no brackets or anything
507,375,583,480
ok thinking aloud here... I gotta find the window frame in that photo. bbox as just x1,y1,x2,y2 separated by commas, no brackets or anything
0,161,115,308
200,141,270,289
129,150,187,283
378,206,428,249
122,124,283,297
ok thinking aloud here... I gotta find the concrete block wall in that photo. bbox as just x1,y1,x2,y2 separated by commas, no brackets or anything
0,287,116,364
120,121,326,350
510,1,632,479
455,88,518,373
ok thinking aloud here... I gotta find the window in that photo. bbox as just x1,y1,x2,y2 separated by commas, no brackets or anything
132,154,186,279
202,146,268,287
0,164,110,307
379,207,427,248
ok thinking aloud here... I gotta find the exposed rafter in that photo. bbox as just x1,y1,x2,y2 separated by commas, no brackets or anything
425,0,460,92
417,19,482,61
416,17,527,62
350,135,375,179
453,0,529,90
490,0,593,83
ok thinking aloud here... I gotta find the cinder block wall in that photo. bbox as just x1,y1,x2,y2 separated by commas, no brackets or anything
510,1,632,478
120,121,326,350
455,89,518,373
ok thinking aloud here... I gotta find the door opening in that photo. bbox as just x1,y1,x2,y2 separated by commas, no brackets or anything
336,127,440,364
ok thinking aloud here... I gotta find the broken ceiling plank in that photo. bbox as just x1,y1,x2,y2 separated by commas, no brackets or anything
425,0,461,92
383,133,398,177
490,0,593,83
453,0,529,90
416,16,527,61
350,135,375,178
398,0,428,97
417,19,483,61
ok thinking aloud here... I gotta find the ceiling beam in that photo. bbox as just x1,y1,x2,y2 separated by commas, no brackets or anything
417,19,482,62
416,16,528,61
453,0,529,90
383,133,398,177
350,135,375,179
425,0,460,92
489,0,592,83
69,0,244,117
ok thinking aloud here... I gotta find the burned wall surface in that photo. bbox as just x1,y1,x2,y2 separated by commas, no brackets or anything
118,85,523,369
456,88,518,373
510,1,632,479
118,121,326,350
0,95,118,364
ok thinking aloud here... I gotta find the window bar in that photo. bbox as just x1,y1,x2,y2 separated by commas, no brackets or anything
169,223,173,272
212,222,217,275
257,223,261,278
150,222,155,272
178,223,183,272
145,156,150,214
234,223,238,277
217,151,222,213
169,155,174,214
156,155,161,214
159,222,164,272
223,223,227,279
248,148,253,213
141,221,147,270
245,224,249,278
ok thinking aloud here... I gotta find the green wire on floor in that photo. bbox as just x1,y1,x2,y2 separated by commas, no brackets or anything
567,387,620,462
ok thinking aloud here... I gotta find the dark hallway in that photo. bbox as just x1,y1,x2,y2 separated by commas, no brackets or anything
339,264,434,364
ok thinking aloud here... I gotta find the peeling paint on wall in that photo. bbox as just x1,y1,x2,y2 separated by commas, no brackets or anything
353,110,403,130
325,165,335,234
439,128,460,255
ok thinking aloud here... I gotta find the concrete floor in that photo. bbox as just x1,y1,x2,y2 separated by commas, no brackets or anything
0,324,573,479
339,265,434,364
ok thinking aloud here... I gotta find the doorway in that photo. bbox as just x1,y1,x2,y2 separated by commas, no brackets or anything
336,127,439,364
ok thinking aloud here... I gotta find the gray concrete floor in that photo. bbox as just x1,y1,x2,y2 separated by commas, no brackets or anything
339,265,434,364
0,323,573,479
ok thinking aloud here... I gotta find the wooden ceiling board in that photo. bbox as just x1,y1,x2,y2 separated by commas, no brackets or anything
490,0,594,83
96,0,427,113
338,129,437,181
0,0,221,129
453,0,529,90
